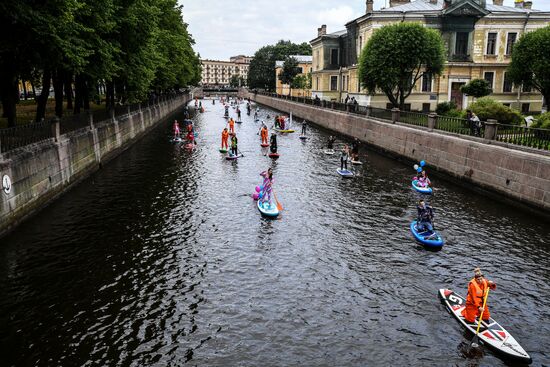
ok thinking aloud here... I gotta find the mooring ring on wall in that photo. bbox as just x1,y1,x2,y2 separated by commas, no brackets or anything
2,174,11,195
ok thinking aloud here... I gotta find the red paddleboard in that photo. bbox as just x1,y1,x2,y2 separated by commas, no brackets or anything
268,153,279,159
260,143,269,147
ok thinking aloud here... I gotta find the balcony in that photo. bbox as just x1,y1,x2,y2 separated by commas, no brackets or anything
448,54,472,62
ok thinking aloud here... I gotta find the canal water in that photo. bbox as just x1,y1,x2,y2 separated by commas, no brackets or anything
1,99,549,366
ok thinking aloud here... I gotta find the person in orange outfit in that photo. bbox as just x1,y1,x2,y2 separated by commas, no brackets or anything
260,124,268,144
221,128,229,150
228,118,235,134
462,268,496,323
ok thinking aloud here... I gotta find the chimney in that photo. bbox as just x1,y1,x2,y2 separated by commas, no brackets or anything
317,25,327,37
524,1,532,9
514,0,524,8
429,0,437,4
366,0,374,12
493,0,503,5
389,0,410,8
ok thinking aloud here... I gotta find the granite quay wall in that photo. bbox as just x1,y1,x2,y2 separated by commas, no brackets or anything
249,92,550,213
0,94,191,237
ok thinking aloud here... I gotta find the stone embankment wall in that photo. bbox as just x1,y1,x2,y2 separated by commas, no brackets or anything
249,93,550,213
0,95,191,237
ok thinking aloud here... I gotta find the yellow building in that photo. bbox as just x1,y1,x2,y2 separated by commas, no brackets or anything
200,55,252,87
275,55,313,96
311,0,549,113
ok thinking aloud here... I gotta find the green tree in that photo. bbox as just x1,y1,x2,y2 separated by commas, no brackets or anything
248,40,311,91
278,57,300,95
466,97,522,125
508,25,550,109
460,79,492,99
291,73,311,96
229,75,241,88
358,23,445,109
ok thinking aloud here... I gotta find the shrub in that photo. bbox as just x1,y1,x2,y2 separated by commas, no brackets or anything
466,97,522,125
530,112,550,129
460,79,492,98
436,101,457,115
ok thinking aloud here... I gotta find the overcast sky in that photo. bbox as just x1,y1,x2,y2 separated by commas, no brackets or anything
180,0,550,60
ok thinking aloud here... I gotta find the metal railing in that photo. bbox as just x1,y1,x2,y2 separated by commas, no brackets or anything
0,93,188,154
0,120,53,153
496,124,550,150
254,90,550,151
399,111,429,128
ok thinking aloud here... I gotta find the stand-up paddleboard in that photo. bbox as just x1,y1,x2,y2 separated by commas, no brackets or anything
185,143,195,149
299,135,308,140
337,169,354,178
351,160,362,165
324,149,335,155
268,153,280,159
219,148,228,153
412,179,433,194
236,120,242,124
257,200,279,217
438,289,532,364
275,129,295,133
260,143,270,147
171,137,183,143
410,220,443,248
225,153,243,160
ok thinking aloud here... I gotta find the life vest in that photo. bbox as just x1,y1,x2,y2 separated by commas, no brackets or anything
469,278,488,305
222,131,228,139
229,119,234,127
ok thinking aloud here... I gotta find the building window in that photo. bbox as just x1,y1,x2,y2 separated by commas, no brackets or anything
521,103,530,113
455,32,469,55
484,71,495,89
330,49,339,66
486,32,497,55
330,76,338,91
503,72,513,93
422,103,431,113
358,35,363,55
506,32,517,55
422,73,432,92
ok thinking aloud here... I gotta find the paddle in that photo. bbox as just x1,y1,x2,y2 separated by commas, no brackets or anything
469,287,490,350
272,189,283,211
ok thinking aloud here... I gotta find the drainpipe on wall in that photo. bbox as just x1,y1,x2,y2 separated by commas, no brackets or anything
517,12,531,109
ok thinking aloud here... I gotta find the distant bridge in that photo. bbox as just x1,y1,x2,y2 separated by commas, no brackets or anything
193,87,242,98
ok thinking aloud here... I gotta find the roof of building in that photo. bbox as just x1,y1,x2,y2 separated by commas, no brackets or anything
275,55,313,68
379,0,542,13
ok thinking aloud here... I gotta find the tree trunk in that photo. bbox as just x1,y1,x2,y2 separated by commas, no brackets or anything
35,68,51,122
52,69,64,117
64,72,73,110
73,74,83,114
106,80,115,109
82,76,90,110
0,67,19,126
22,80,28,100
30,81,36,100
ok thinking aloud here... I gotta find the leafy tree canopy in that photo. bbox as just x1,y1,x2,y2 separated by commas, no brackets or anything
358,22,445,109
461,79,492,98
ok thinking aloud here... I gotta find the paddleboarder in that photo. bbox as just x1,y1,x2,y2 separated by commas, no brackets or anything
301,120,307,136
462,268,496,324
416,199,434,232
260,124,269,145
260,168,274,204
418,170,431,188
351,138,360,161
173,120,181,138
270,133,278,154
340,144,350,170
230,133,238,157
224,105,229,117
237,107,241,121
327,136,336,150
221,128,229,151
228,118,235,134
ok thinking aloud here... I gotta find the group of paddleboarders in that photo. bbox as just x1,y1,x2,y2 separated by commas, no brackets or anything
173,119,195,144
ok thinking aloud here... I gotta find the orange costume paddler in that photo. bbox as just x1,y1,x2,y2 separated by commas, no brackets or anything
462,268,496,323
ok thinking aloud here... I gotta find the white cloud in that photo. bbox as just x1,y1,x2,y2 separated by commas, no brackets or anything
180,0,550,60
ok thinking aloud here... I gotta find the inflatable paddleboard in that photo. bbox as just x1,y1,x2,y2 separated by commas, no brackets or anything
171,137,183,143
438,289,532,364
351,160,362,165
260,143,270,147
219,148,228,153
412,180,433,194
275,129,295,133
337,169,354,178
410,220,443,248
225,154,243,160
299,135,308,140
257,200,279,217
324,149,335,155
236,120,242,124
268,153,280,159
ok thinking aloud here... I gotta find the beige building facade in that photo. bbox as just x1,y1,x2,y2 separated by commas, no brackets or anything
200,55,252,87
275,55,313,96
311,0,549,113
